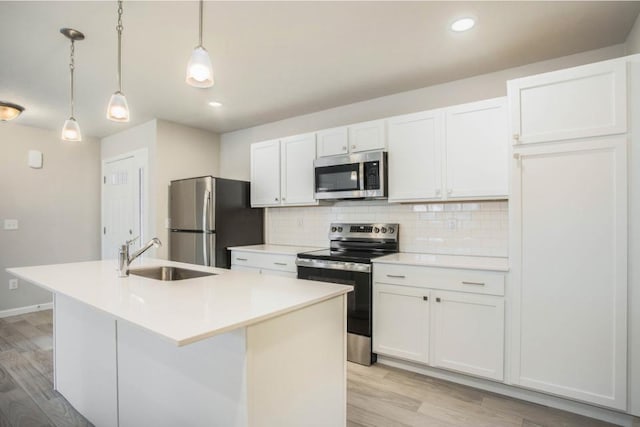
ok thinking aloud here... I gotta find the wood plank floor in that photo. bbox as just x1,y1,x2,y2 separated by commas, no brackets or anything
0,310,636,427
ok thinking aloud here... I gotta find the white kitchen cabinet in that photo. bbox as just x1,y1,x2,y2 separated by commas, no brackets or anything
348,119,386,153
373,263,506,381
431,291,504,381
387,110,444,202
444,98,508,199
509,137,627,409
373,283,430,364
231,250,298,278
508,59,626,145
251,134,317,207
280,133,317,205
316,127,348,157
250,140,281,207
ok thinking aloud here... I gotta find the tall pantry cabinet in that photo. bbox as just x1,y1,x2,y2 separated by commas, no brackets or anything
508,55,639,413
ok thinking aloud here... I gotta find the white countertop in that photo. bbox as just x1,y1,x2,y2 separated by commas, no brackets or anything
228,244,324,256
7,258,351,346
373,253,509,272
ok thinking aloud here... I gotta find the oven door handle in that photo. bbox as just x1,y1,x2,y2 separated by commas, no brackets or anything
296,258,371,273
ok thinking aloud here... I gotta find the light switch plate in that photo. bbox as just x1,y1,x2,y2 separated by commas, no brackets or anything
28,150,43,169
4,219,18,230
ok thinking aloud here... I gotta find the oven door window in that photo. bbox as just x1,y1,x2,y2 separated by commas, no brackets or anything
315,163,360,193
297,266,371,336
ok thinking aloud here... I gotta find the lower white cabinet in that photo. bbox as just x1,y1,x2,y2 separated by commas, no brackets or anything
373,265,505,382
431,291,504,381
230,250,297,278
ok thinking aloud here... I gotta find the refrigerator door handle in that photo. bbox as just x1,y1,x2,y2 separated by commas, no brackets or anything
202,190,211,266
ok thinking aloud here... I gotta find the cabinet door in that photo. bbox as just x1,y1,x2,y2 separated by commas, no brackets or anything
250,140,281,206
387,110,444,202
431,291,504,381
348,119,386,153
508,60,626,145
316,127,348,157
373,283,430,363
280,133,318,206
510,138,627,409
445,98,508,199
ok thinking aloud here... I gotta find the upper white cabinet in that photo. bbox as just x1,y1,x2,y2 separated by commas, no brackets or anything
316,127,348,157
250,139,281,207
387,110,444,202
508,60,627,145
317,120,387,157
445,98,508,199
387,98,508,203
250,134,317,207
280,133,317,205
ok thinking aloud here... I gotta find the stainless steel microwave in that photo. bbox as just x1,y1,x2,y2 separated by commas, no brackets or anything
314,151,387,200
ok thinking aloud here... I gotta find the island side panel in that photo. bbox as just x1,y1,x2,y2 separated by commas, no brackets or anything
246,295,347,427
117,321,249,427
54,294,118,427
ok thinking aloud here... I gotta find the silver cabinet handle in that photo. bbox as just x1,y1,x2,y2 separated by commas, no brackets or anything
275,197,279,201
462,281,485,286
387,274,406,279
351,145,356,149
282,197,286,201
423,296,428,301
236,257,248,261
436,297,441,303
342,146,347,151
274,262,288,266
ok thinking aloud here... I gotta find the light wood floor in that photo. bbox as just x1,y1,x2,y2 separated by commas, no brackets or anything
0,310,635,427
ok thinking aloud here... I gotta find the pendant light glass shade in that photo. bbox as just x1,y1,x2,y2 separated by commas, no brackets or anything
0,101,25,121
61,117,82,141
107,91,130,122
186,46,214,87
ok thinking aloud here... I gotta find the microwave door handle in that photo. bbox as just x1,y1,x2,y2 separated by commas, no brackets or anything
359,162,365,191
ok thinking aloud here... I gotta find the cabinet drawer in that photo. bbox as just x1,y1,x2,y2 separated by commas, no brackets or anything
231,251,297,273
373,263,504,296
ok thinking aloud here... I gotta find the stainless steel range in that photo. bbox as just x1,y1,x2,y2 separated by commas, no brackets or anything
296,223,399,365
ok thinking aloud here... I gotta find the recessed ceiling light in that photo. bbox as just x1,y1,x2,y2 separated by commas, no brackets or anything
451,17,475,32
208,101,223,107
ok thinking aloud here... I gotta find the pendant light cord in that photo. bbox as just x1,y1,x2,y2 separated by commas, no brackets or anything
69,40,75,118
198,0,203,47
117,0,124,93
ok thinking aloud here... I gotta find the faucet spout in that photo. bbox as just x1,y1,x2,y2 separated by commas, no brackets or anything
118,237,162,277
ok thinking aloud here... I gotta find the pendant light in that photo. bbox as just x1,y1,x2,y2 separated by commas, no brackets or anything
107,0,130,122
0,101,25,121
186,0,214,88
60,28,84,142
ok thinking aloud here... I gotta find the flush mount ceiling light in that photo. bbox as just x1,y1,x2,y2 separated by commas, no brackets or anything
107,0,130,122
60,28,84,142
186,0,214,88
208,101,222,107
0,101,25,121
451,17,476,32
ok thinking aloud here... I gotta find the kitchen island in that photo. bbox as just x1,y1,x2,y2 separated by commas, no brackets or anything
7,259,352,427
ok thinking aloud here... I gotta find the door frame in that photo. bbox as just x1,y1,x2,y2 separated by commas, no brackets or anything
101,148,150,259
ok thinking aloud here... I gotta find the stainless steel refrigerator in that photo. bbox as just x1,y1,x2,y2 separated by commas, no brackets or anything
169,176,263,268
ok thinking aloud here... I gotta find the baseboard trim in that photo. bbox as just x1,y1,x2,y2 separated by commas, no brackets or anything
377,356,636,427
0,302,53,319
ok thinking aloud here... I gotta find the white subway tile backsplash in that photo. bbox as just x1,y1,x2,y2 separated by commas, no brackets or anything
266,200,508,257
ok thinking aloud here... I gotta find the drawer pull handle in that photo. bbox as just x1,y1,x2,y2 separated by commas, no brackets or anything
423,296,428,301
462,281,485,286
274,262,288,266
386,274,406,279
236,258,248,261
436,297,441,303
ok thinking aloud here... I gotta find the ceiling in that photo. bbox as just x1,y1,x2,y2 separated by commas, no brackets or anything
1,1,639,139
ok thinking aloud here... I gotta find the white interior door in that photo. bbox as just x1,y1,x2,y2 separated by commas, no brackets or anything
102,155,142,259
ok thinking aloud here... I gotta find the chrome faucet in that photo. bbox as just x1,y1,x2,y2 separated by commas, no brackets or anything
118,237,162,277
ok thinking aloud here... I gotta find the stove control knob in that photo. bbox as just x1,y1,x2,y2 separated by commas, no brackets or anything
337,226,343,232
374,227,380,233
389,227,395,233
331,227,337,232
381,227,388,233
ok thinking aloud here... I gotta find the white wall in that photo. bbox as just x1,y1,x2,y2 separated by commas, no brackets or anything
1,124,101,312
219,44,625,181
627,13,640,55
155,120,220,259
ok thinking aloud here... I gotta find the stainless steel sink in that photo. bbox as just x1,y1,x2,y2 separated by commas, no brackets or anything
128,266,216,281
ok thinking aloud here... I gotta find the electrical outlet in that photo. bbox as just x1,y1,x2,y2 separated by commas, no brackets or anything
9,279,18,290
4,219,18,230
